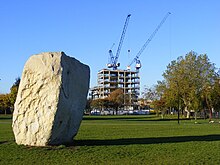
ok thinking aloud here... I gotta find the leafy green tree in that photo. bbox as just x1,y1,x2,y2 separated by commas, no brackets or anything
9,77,20,112
161,51,216,119
84,98,92,114
0,94,10,114
157,81,179,114
0,77,20,114
207,74,220,119
155,80,176,115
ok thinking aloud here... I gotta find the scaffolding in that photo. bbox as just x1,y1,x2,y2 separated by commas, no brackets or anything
90,68,140,110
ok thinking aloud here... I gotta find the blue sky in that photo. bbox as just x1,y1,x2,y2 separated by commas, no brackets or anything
0,0,220,94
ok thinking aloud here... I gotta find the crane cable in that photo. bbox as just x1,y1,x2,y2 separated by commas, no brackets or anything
128,12,171,69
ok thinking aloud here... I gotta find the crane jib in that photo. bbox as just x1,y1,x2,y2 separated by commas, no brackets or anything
107,14,131,70
128,12,171,70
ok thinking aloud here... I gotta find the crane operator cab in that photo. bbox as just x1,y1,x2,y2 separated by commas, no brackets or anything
135,60,141,70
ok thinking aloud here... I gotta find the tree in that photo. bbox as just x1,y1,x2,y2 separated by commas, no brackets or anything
84,98,92,114
142,86,159,101
9,77,20,112
0,77,20,114
90,98,109,111
0,94,12,114
152,98,166,118
142,85,160,115
108,89,124,115
206,74,220,120
161,51,216,119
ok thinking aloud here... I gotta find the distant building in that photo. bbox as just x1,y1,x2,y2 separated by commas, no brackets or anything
90,68,140,110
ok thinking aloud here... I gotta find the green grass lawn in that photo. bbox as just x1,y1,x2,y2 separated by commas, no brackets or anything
1,115,220,164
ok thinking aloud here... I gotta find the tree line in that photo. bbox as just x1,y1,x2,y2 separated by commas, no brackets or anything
86,88,126,115
1,51,220,120
87,51,220,119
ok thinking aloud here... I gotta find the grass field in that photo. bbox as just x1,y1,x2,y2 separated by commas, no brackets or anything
1,115,220,164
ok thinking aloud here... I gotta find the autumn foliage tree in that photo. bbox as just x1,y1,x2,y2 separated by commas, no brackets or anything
108,89,124,115
90,98,109,111
90,89,125,115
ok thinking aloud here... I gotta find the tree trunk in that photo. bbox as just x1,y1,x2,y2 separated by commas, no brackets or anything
185,106,190,119
209,108,213,121
194,111,197,123
161,112,164,119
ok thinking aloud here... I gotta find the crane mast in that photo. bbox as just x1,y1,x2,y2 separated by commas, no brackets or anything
107,14,131,70
127,12,171,71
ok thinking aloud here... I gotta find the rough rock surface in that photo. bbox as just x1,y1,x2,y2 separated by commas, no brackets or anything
12,52,90,146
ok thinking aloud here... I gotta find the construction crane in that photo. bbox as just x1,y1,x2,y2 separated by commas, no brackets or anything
127,12,171,71
107,14,131,70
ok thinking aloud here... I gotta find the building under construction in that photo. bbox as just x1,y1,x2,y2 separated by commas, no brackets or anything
90,68,140,110
90,12,170,110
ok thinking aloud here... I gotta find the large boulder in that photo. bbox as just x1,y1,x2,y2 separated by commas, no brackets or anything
12,52,90,146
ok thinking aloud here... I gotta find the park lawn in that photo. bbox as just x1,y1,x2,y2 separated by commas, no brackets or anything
0,115,220,164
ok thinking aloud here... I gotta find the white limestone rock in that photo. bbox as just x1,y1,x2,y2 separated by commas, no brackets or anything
12,52,90,146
